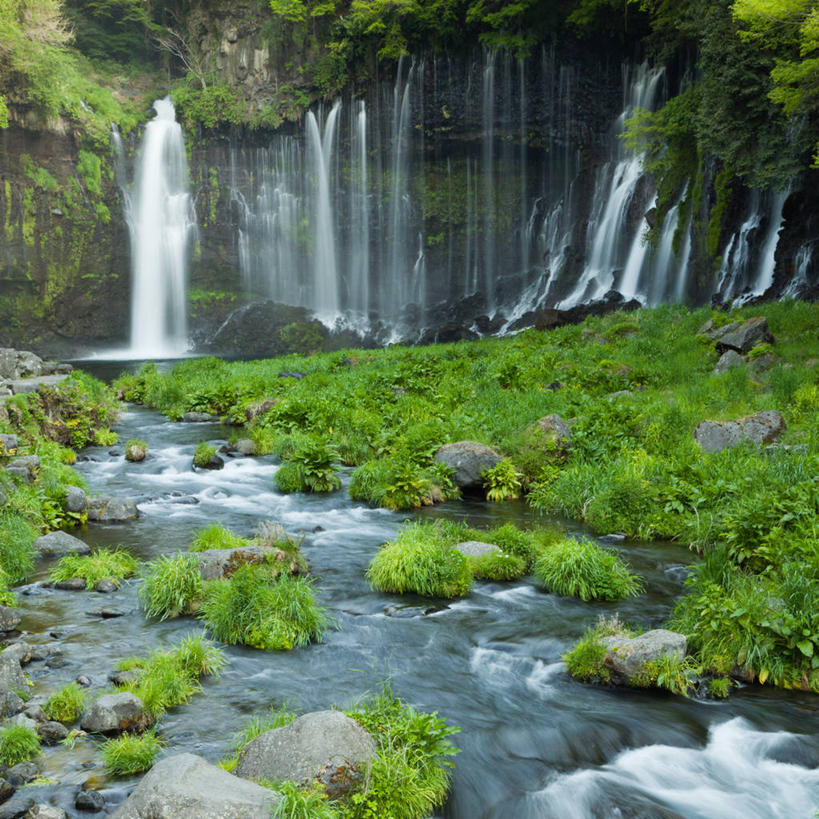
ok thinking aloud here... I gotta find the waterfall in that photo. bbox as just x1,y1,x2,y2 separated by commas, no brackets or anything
306,102,341,319
349,101,370,318
481,48,497,309
783,243,814,298
121,98,195,358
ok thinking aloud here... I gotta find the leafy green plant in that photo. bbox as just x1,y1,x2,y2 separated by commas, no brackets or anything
43,682,85,724
275,440,341,493
706,676,733,698
563,616,634,683
200,565,329,651
49,548,139,590
482,460,523,502
139,553,203,620
0,724,40,765
101,730,163,775
533,538,643,601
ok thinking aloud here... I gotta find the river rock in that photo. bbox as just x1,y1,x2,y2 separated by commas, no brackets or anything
0,349,43,380
0,435,18,454
233,439,257,456
27,805,68,819
6,763,39,787
9,375,69,394
0,608,21,633
94,579,118,593
2,642,30,665
694,410,786,453
125,443,146,462
37,721,68,745
715,316,774,354
0,653,27,693
75,789,105,812
86,497,138,522
8,714,37,731
110,753,280,818
81,692,150,733
54,578,86,591
194,452,224,471
197,545,281,581
713,349,745,374
0,691,25,718
182,412,217,422
235,710,376,799
33,531,91,558
64,486,87,513
454,541,500,557
600,629,688,685
434,441,502,490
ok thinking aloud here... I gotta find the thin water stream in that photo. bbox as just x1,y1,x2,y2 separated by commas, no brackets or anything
15,400,819,817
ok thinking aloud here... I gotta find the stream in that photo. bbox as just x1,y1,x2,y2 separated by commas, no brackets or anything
15,394,819,817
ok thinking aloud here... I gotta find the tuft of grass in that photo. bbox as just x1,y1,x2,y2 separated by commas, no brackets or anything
366,523,473,599
43,682,86,724
188,522,249,552
0,512,37,584
468,551,527,581
271,781,340,818
49,548,139,590
101,730,164,775
139,552,203,620
200,565,329,651
0,724,41,765
193,442,217,468
563,616,634,683
707,676,733,698
533,537,643,601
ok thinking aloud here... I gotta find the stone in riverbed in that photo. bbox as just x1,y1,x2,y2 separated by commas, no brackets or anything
37,721,68,745
599,629,688,685
86,497,138,522
94,579,118,594
434,441,502,491
6,762,39,786
454,541,500,557
33,531,90,558
197,545,285,581
235,710,376,799
81,692,150,734
109,753,280,818
125,443,146,463
0,653,27,694
233,439,257,456
0,691,25,718
182,412,218,422
54,578,86,591
27,805,68,819
75,789,105,812
64,486,87,513
3,642,31,665
0,607,21,633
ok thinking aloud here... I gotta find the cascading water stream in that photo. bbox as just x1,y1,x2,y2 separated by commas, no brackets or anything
119,98,195,358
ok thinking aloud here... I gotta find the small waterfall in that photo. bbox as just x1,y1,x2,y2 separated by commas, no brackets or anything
122,98,195,357
783,243,814,297
306,102,341,319
482,49,497,309
349,101,370,318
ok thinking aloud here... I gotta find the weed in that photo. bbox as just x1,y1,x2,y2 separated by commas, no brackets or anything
0,724,40,765
139,553,202,620
43,682,85,724
193,442,217,468
50,548,139,590
101,730,164,775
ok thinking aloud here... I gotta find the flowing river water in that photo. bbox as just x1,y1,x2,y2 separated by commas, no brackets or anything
15,388,819,817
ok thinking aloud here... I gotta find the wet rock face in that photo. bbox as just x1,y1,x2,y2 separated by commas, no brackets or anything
234,710,377,799
110,753,280,819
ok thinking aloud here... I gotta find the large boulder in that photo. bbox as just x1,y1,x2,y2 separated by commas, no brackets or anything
86,497,139,522
33,531,91,558
600,629,688,685
64,486,87,514
0,654,28,693
434,442,502,491
713,349,745,374
235,711,376,799
81,693,150,734
110,754,279,819
715,316,774,355
694,410,786,453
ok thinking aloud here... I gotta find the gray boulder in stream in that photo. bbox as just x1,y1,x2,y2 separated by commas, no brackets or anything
434,441,502,490
0,654,27,694
81,693,150,733
86,496,139,522
33,531,90,558
235,711,376,799
110,753,280,818
600,629,687,685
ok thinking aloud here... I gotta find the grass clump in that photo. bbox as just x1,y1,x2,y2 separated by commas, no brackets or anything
0,724,40,765
366,523,473,598
49,548,139,590
533,537,643,601
116,633,225,719
193,442,217,468
139,553,203,620
101,730,164,776
200,565,329,651
468,551,527,581
0,512,37,584
272,781,340,818
563,616,634,683
43,682,86,724
188,522,249,552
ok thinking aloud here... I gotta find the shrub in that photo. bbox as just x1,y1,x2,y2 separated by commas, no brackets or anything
200,565,329,651
139,553,203,620
482,460,522,502
193,442,217,468
366,524,473,598
189,522,249,552
533,537,643,601
43,682,85,724
0,724,40,765
101,730,164,775
50,548,139,590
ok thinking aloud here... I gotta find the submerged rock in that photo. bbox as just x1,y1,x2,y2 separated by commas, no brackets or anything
600,629,687,685
110,753,280,818
235,711,376,799
694,410,786,453
434,441,502,491
33,531,90,558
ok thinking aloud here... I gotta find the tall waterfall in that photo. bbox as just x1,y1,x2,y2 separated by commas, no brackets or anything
117,98,195,357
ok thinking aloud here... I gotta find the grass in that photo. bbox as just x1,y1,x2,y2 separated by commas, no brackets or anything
115,633,225,719
200,565,329,651
533,537,643,601
563,616,634,683
193,442,217,467
188,522,249,552
112,302,819,690
0,724,41,765
49,548,139,590
101,730,164,775
468,551,528,581
139,553,203,620
43,682,86,724
0,513,37,584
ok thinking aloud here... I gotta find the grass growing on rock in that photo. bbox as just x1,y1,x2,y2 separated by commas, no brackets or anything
115,633,225,719
200,564,329,651
139,553,203,620
563,616,635,683
101,729,164,776
0,724,41,765
114,302,819,690
49,548,139,590
193,442,217,468
533,537,643,601
188,522,248,552
43,682,86,724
